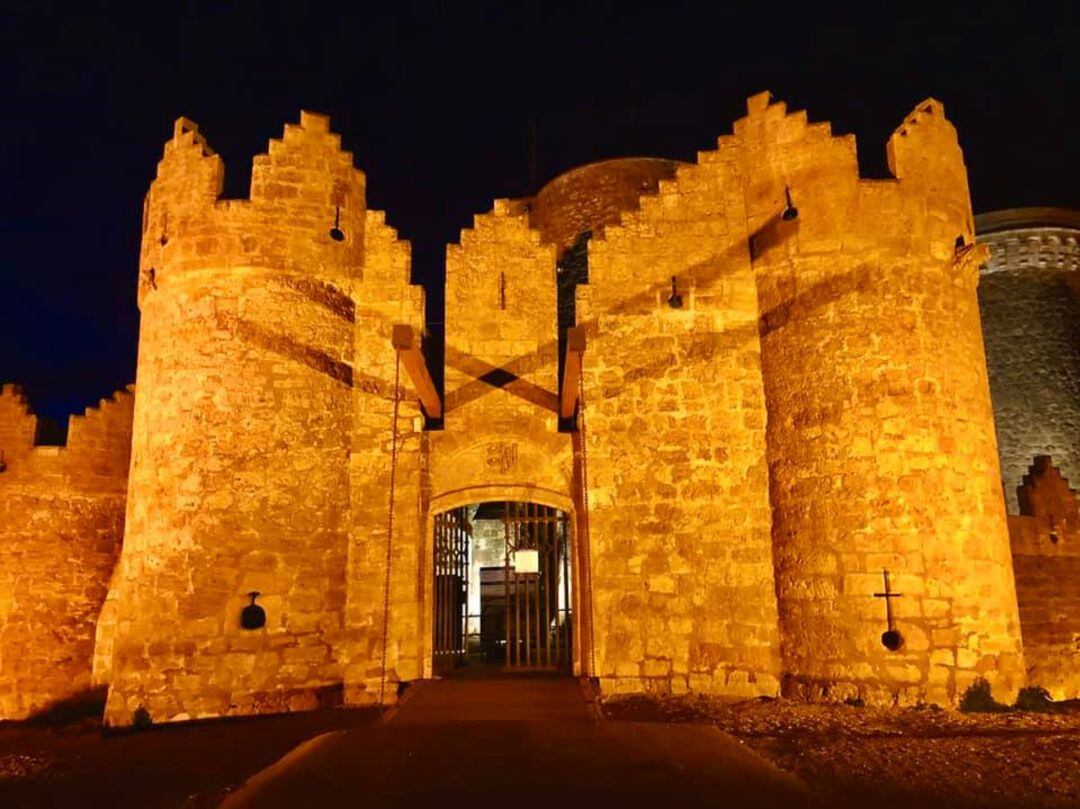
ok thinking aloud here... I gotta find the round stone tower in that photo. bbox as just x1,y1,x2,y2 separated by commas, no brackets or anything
104,113,365,725
976,208,1080,513
524,157,682,257
737,93,1024,705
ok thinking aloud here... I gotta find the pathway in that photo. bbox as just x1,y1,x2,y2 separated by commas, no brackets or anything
220,677,818,808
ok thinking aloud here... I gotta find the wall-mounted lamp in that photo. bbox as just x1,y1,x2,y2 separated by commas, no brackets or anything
667,276,683,309
781,186,799,222
0,450,7,474
329,206,345,242
240,591,266,630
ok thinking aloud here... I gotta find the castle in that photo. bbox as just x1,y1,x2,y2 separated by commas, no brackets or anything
1,93,1077,725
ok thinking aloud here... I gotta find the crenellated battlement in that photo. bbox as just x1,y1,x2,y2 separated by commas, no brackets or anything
359,209,415,291
582,92,974,279
447,199,556,318
0,383,37,463
453,199,550,250
139,112,370,305
738,93,972,261
0,385,134,492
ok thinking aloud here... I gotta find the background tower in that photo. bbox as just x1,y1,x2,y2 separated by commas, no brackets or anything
976,208,1080,512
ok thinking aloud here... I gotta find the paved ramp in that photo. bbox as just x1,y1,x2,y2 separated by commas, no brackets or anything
221,678,818,808
386,674,594,723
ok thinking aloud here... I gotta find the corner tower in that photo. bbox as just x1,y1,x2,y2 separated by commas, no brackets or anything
103,114,417,725
738,94,1024,704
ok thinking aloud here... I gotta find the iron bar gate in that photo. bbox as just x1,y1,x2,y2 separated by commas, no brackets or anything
503,502,572,670
432,506,470,675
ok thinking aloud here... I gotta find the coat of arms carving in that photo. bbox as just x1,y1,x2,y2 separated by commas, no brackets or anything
485,442,518,474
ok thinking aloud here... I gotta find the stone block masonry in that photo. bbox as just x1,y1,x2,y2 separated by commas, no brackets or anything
0,385,133,719
577,144,782,698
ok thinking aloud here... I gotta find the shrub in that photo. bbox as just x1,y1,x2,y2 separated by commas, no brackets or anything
132,706,153,729
959,678,1008,713
1015,685,1056,713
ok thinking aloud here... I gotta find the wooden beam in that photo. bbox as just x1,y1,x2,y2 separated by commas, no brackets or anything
391,324,442,418
560,326,587,418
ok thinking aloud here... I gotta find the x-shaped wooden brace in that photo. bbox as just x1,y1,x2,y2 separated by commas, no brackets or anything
392,324,588,418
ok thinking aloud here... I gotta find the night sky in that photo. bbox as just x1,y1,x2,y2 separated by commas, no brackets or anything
2,2,1076,424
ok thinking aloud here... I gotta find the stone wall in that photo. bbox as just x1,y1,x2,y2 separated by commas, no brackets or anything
103,114,383,726
976,212,1080,513
1008,456,1080,700
0,385,133,719
577,129,782,698
338,209,426,706
739,94,1023,705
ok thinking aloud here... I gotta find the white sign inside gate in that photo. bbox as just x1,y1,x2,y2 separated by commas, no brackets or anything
513,549,539,574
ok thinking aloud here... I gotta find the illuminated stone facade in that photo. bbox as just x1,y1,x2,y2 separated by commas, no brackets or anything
2,93,1076,723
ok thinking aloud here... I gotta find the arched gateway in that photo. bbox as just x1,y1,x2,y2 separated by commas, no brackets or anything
417,196,591,682
429,501,574,675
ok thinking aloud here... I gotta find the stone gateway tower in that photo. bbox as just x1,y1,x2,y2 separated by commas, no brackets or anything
5,92,1074,725
103,114,425,722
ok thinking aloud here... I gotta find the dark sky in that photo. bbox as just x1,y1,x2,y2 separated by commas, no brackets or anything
1,1,1076,422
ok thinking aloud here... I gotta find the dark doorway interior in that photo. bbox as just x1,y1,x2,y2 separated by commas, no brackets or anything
432,502,572,676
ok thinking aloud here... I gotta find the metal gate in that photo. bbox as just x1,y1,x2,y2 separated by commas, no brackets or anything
501,502,572,670
433,501,573,675
432,506,470,675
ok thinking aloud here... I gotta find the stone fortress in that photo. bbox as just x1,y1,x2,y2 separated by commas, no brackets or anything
0,93,1076,725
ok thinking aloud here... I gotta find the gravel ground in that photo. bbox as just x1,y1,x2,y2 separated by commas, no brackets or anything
0,707,379,808
602,694,1080,809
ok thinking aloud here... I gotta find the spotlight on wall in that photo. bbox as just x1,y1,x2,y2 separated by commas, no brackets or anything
667,276,683,309
781,186,799,222
329,206,346,242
